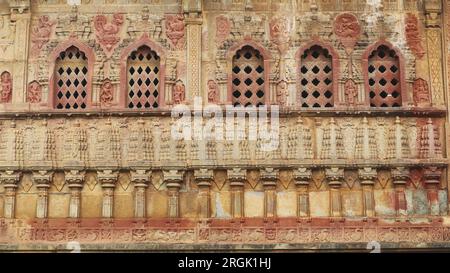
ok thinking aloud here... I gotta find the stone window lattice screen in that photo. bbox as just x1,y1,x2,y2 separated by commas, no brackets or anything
54,46,88,109
127,45,160,109
368,45,402,107
232,46,265,107
300,45,334,108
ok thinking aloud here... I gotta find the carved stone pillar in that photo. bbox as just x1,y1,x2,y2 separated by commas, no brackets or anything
293,168,312,218
163,170,184,218
391,167,409,218
184,6,202,99
194,169,213,219
32,171,52,219
423,167,442,216
97,170,118,218
358,167,377,218
325,168,344,217
1,171,20,219
260,168,278,219
228,168,246,219
130,170,150,218
65,170,84,219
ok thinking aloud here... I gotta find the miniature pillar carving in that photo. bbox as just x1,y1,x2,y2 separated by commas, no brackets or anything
391,167,409,217
326,168,344,217
358,167,377,217
1,171,20,219
228,168,246,218
131,170,150,218
260,168,278,219
97,170,118,218
65,170,85,218
293,168,312,218
423,167,442,216
163,170,184,218
194,169,213,219
33,171,52,219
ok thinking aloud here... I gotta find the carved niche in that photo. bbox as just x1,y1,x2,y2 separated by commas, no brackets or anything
344,79,358,106
276,80,288,106
0,71,12,103
405,13,425,59
99,79,114,107
165,14,185,50
333,13,361,54
413,78,431,107
93,13,124,56
172,80,185,105
269,17,290,54
207,80,219,104
31,15,55,57
27,81,42,103
215,15,231,46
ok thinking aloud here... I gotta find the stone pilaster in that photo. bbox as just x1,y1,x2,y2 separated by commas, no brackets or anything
65,170,85,219
194,169,213,219
391,167,409,218
293,168,311,218
326,168,344,217
358,167,377,218
423,167,442,216
260,168,278,219
1,171,20,219
130,170,150,218
163,170,184,218
32,171,52,219
97,170,118,218
228,168,246,219
184,4,202,99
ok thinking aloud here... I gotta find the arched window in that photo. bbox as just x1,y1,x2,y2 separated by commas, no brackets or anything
367,45,402,107
54,46,88,109
299,45,334,108
231,46,265,107
126,45,161,109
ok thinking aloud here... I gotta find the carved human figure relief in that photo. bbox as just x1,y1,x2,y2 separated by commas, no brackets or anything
93,13,124,56
344,79,358,106
269,17,290,54
215,15,231,46
27,81,42,103
165,14,185,50
0,71,12,103
405,13,425,59
99,79,114,106
413,78,431,106
31,15,55,57
207,80,219,104
276,80,288,106
333,13,361,54
172,80,185,105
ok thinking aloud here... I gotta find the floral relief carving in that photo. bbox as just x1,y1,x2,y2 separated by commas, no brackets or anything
0,71,12,103
165,14,185,50
405,13,425,59
93,13,124,56
27,81,42,103
100,79,114,107
333,13,361,54
31,15,55,57
215,15,231,46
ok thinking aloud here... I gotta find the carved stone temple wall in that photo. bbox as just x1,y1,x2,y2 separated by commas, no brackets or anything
0,0,449,251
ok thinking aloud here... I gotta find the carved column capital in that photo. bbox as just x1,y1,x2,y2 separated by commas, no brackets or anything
32,170,52,188
163,169,184,188
260,168,279,187
194,168,213,187
391,167,409,186
97,170,118,188
325,167,344,187
424,0,442,27
358,167,377,185
130,169,150,188
228,168,246,187
65,170,85,188
0,170,21,187
423,166,442,185
293,168,312,186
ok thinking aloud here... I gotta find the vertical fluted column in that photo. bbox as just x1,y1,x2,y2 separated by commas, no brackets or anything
65,170,85,219
194,169,213,219
1,171,20,219
358,167,377,218
260,168,278,219
131,170,150,218
97,170,118,218
391,167,409,218
163,170,184,218
33,171,52,219
293,168,312,218
228,168,246,219
423,167,442,216
326,168,344,218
